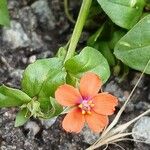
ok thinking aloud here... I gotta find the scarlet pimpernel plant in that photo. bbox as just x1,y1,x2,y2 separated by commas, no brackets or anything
0,0,150,149
0,0,112,127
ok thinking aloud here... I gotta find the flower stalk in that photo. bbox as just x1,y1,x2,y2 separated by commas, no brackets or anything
64,0,92,62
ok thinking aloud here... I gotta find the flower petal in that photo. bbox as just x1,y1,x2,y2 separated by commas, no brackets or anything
80,73,102,99
55,84,82,106
92,93,118,115
85,111,108,133
62,108,85,133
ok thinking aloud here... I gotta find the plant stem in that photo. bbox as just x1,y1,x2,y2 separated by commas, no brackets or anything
64,0,92,62
64,0,75,23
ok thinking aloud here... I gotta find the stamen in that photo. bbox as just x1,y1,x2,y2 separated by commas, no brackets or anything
90,103,95,107
87,111,92,115
88,100,93,104
82,110,86,115
78,104,83,108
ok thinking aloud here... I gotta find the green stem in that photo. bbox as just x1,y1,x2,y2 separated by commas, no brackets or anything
64,0,92,62
64,0,75,23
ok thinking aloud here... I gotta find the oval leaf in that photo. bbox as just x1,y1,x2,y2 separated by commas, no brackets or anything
0,85,31,108
38,97,63,119
65,46,110,83
114,15,150,74
21,58,66,98
97,0,145,29
38,69,67,98
15,109,30,127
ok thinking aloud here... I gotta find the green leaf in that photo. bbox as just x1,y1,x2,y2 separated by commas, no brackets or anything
87,23,105,46
65,46,110,83
108,29,126,49
88,21,113,46
0,85,31,108
21,57,66,119
0,0,10,26
15,109,30,127
49,97,63,117
38,69,66,98
21,58,66,98
114,15,150,74
38,98,51,115
39,97,63,119
97,0,145,29
66,73,78,86
98,41,116,66
56,47,67,60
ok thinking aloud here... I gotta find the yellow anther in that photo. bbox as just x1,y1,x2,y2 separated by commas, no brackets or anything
90,103,95,107
88,100,93,104
78,104,83,108
87,111,91,115
82,110,86,115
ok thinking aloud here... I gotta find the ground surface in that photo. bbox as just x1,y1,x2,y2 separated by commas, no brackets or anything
0,0,150,150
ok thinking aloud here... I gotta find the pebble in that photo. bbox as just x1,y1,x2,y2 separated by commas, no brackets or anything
24,121,40,136
80,125,99,144
132,116,150,143
10,69,24,81
104,80,126,101
28,55,36,64
41,117,57,129
19,7,37,32
2,21,30,49
31,0,55,30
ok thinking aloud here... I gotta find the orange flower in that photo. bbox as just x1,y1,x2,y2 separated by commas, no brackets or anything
55,72,118,133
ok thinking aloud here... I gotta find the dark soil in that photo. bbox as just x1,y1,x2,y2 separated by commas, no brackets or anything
0,0,150,150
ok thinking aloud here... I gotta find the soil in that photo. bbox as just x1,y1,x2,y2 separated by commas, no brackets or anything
0,0,150,150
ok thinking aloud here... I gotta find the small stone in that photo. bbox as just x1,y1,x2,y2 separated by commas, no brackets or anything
19,7,37,32
135,101,150,111
131,73,144,88
37,50,53,58
124,102,135,112
80,125,99,144
2,21,30,49
24,140,39,150
28,55,36,64
24,121,40,136
10,69,24,81
22,57,28,64
3,109,16,120
41,117,57,129
132,116,150,143
8,0,20,10
30,32,44,50
31,0,55,30
104,80,125,101
8,0,20,19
